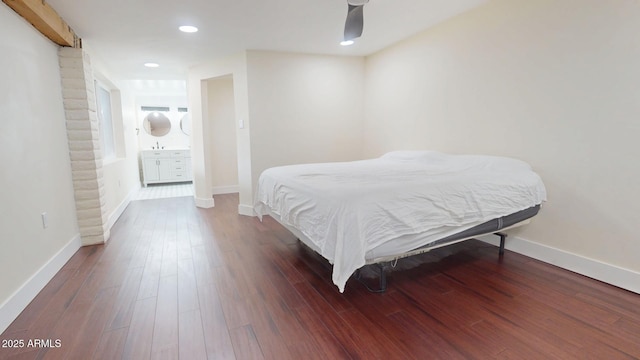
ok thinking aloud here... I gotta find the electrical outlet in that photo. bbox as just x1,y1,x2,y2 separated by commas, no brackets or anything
41,212,48,229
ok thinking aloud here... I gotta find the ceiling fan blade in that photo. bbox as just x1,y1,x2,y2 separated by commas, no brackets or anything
344,4,364,41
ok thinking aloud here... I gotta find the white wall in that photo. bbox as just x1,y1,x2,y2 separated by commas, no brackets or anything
0,4,81,330
246,51,365,193
207,76,239,193
364,0,640,275
188,52,252,211
91,74,143,231
189,51,365,214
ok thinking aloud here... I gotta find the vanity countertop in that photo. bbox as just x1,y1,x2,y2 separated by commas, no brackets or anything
142,148,190,151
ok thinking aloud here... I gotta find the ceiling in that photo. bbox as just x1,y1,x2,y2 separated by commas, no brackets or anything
47,0,487,80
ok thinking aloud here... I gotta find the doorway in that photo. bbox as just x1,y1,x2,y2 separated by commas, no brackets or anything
204,75,239,203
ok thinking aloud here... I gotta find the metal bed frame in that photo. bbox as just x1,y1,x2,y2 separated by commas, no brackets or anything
279,205,541,293
353,231,509,293
350,205,540,292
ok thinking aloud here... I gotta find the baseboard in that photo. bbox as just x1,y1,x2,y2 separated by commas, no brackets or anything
238,204,255,217
477,234,640,294
105,186,139,238
211,185,239,195
0,234,82,334
195,196,215,208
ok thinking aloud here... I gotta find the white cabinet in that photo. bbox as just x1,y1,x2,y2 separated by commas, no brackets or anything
141,149,192,186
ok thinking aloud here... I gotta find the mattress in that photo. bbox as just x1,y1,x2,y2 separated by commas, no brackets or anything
254,151,547,292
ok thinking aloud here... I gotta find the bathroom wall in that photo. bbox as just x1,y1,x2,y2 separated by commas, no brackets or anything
120,80,190,151
118,80,190,187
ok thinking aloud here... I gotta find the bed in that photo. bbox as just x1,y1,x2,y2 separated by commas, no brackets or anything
254,151,547,292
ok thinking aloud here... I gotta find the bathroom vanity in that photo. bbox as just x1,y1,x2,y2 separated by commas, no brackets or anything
141,149,192,186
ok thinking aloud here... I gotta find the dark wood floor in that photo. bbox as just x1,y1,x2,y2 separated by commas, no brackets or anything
2,194,639,359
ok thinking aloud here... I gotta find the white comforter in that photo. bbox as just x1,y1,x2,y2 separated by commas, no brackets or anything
254,151,547,292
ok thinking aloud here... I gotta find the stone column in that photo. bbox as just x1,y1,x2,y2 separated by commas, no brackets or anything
59,47,109,245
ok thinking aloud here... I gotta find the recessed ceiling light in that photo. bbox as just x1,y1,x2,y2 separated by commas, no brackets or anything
144,62,159,68
340,40,354,46
179,25,198,33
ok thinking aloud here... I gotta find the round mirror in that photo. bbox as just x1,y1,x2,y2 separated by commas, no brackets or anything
180,113,191,135
143,112,171,137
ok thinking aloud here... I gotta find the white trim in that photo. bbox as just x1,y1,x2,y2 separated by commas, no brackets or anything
238,204,255,217
211,185,239,195
195,196,215,208
0,234,82,333
478,234,640,294
105,185,139,237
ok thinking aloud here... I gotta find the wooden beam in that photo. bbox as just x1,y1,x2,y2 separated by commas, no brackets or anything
2,0,80,47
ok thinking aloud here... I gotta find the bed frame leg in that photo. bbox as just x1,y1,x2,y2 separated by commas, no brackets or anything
378,264,388,292
355,263,389,293
497,232,507,255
